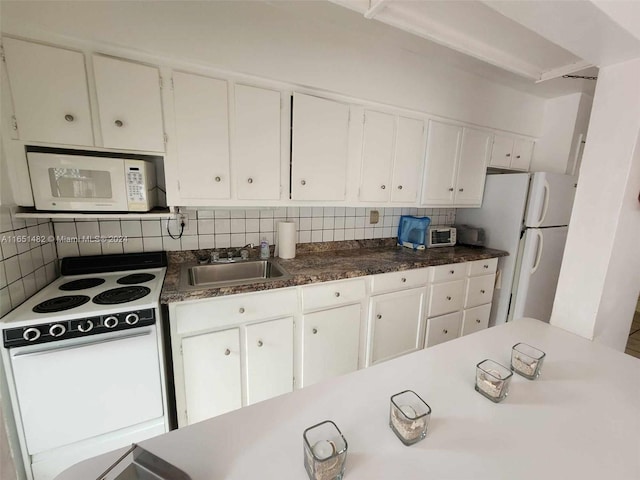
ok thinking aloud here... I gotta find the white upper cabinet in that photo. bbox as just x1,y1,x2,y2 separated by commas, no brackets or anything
172,71,230,200
93,55,165,152
489,135,534,171
3,38,93,146
454,128,492,206
391,116,425,203
234,84,282,200
359,111,425,204
421,120,461,205
291,93,350,201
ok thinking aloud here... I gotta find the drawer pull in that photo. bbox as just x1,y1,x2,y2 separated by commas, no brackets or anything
446,296,452,301
64,114,75,122
476,319,481,324
401,277,407,283
215,176,221,182
114,119,124,128
480,289,486,294
377,314,382,319
442,329,448,334
239,307,245,314
334,292,341,297
312,328,318,334
483,264,489,269
449,270,455,274
224,349,231,356
257,340,263,347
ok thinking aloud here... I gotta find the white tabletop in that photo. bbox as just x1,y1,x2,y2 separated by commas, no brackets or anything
58,318,640,480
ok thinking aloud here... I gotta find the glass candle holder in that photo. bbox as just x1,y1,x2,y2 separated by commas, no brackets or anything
475,359,513,403
389,390,431,446
511,343,546,379
303,420,348,480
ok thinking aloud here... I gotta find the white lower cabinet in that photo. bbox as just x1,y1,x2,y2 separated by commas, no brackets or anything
181,328,242,424
368,288,426,365
461,304,491,336
425,311,463,347
301,304,361,388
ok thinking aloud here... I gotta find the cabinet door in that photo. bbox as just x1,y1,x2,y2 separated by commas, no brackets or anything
3,38,93,146
245,317,294,405
421,121,460,205
181,328,241,424
454,128,491,206
172,72,230,200
234,84,281,200
391,116,425,203
93,55,164,152
301,304,361,387
359,110,394,202
489,135,513,168
291,93,350,201
425,311,462,348
512,139,534,171
369,288,426,365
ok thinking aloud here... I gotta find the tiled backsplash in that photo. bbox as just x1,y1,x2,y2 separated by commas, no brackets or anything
0,207,58,317
52,207,455,256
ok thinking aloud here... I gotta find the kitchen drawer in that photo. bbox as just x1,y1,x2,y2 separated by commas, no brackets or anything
175,288,298,334
430,263,467,283
301,278,366,312
428,279,465,317
467,258,498,277
461,304,491,336
370,268,430,295
464,274,496,308
425,311,462,348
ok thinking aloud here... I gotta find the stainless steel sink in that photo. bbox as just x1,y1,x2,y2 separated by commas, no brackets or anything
180,259,291,290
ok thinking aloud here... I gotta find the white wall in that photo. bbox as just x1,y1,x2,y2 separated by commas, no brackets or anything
532,92,593,174
0,1,545,137
551,57,640,350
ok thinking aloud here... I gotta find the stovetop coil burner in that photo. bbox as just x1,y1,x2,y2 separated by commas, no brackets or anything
92,286,151,305
33,295,91,313
117,273,156,285
59,278,106,291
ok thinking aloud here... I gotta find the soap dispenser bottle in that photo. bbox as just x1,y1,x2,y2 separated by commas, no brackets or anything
260,237,270,259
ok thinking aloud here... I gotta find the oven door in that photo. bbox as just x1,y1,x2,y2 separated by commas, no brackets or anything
10,326,163,455
27,151,128,211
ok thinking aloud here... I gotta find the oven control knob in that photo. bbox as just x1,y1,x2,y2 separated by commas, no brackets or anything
23,327,41,342
78,319,94,333
49,324,66,337
104,316,118,329
125,313,139,326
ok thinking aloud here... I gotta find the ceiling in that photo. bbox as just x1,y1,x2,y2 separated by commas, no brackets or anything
331,0,640,97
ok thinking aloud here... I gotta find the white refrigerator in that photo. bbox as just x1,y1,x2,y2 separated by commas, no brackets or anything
456,172,577,325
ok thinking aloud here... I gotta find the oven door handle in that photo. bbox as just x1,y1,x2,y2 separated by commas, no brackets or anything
11,328,153,357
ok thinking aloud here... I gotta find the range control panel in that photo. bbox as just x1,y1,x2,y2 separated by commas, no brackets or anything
2,309,155,348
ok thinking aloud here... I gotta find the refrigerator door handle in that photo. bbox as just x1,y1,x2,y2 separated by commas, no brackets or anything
531,230,544,274
535,180,550,227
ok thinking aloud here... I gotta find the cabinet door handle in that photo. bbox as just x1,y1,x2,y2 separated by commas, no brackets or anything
442,329,448,334
476,319,481,324
312,328,318,334
247,177,253,184
376,314,382,319
380,185,386,190
239,307,245,314
215,176,221,183
397,185,403,190
64,114,75,122
506,153,511,157
446,296,452,301
257,340,263,347
516,155,521,159
483,264,489,269
480,289,486,294
224,349,231,356
458,188,464,192
334,292,340,297
300,179,306,186
448,187,454,192
114,119,124,128
401,277,406,283
449,270,455,274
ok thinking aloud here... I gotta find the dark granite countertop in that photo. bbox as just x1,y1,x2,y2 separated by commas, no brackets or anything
160,239,508,303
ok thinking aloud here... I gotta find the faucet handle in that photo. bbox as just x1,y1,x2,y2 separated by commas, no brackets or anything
210,251,220,263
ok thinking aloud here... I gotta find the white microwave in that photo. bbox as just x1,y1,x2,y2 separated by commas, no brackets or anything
427,226,457,248
27,147,158,212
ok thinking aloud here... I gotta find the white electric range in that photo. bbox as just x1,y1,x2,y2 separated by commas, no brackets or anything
0,252,170,480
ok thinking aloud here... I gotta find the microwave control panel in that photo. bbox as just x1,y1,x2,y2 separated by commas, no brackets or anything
125,159,155,211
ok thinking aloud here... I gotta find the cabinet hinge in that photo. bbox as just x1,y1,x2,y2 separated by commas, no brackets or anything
184,410,188,424
362,112,366,124
293,376,296,389
177,181,181,191
159,76,163,90
0,45,5,63
179,344,183,355
171,77,174,90
11,115,18,132
163,133,168,146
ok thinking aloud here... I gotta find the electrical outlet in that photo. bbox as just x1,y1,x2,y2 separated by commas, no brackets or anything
179,214,188,229
446,210,455,224
369,210,379,224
